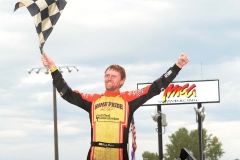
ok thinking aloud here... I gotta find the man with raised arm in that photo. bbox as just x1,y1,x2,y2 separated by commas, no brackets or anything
41,53,189,160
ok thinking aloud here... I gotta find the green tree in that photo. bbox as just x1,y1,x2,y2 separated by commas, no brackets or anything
142,151,159,160
164,127,225,160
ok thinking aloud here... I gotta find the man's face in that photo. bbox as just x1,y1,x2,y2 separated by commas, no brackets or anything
104,69,125,92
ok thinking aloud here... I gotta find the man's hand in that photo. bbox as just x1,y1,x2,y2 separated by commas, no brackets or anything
176,53,189,68
41,53,56,69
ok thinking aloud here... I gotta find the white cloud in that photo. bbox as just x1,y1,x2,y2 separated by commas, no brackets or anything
0,30,28,46
0,130,26,139
63,0,174,29
20,74,51,84
58,120,86,135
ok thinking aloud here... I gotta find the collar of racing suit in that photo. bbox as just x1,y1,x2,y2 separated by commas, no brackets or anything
103,91,121,97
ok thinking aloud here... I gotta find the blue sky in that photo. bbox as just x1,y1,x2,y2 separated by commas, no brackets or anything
0,0,240,159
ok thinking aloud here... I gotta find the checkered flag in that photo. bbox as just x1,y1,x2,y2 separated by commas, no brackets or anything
14,0,68,54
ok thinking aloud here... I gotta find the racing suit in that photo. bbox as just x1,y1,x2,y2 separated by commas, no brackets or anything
51,64,181,160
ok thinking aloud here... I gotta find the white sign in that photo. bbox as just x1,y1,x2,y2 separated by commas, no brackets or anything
138,79,220,105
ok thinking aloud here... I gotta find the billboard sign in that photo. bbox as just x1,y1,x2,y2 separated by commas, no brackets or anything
137,79,220,105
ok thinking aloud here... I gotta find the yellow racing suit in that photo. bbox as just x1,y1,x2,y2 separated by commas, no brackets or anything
51,64,181,160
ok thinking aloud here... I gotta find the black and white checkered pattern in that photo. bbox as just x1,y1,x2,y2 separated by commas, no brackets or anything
14,0,68,54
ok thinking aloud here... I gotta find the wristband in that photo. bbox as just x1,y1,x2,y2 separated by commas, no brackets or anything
50,67,57,73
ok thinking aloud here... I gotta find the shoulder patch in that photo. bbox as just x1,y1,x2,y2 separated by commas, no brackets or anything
73,90,100,102
121,85,151,101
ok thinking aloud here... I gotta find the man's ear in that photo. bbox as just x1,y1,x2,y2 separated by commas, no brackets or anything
120,79,126,86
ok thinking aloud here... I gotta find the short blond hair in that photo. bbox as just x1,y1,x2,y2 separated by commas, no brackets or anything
105,64,126,80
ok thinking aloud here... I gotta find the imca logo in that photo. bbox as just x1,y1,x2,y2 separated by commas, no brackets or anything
161,83,197,103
